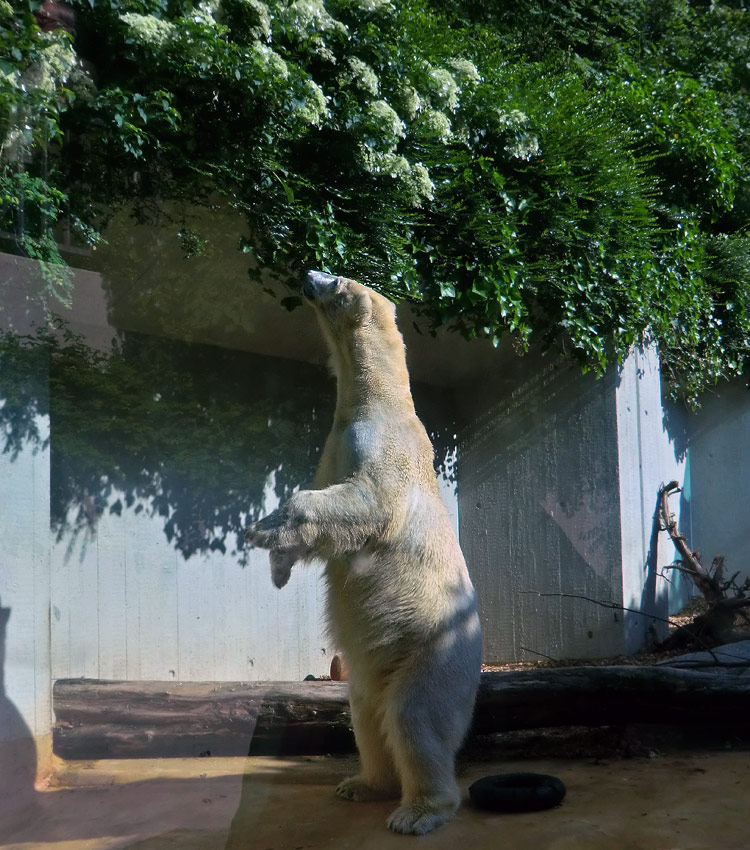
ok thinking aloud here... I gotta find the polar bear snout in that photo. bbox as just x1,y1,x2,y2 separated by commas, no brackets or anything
303,269,342,301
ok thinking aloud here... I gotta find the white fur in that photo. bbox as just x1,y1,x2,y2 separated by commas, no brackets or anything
245,276,482,834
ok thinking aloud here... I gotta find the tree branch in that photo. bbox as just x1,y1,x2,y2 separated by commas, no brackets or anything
658,481,724,604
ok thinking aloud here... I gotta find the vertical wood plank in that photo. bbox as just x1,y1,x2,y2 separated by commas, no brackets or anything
133,526,179,681
50,517,100,680
68,529,101,679
50,510,73,682
95,504,128,680
175,549,214,681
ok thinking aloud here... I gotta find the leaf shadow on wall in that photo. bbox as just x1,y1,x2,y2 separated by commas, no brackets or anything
54,331,337,562
1,326,334,562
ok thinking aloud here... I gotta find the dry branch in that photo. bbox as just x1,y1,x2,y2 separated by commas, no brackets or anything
658,481,750,649
659,481,723,603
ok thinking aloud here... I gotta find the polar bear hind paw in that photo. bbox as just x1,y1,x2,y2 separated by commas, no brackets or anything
386,802,457,835
336,776,398,802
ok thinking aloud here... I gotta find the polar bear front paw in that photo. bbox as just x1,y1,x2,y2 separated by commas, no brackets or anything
336,776,398,802
386,802,458,835
244,507,288,550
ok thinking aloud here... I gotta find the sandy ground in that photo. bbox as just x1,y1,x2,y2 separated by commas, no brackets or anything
2,745,749,850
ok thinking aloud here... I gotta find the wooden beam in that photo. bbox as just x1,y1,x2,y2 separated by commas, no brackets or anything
53,665,750,760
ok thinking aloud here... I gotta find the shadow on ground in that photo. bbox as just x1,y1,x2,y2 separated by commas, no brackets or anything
3,746,750,850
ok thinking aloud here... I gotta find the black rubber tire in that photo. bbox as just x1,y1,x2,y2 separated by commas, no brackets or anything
469,773,566,813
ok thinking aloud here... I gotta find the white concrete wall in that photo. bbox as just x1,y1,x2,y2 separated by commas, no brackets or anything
458,345,690,663
45,341,339,683
50,485,332,683
458,357,624,662
685,377,750,587
615,346,691,651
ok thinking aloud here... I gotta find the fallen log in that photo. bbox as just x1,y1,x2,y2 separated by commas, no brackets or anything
472,664,750,734
52,680,353,759
53,664,750,760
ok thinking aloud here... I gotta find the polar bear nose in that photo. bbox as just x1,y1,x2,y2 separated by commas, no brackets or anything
303,270,338,300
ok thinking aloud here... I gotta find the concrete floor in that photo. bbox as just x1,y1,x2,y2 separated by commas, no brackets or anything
2,748,749,850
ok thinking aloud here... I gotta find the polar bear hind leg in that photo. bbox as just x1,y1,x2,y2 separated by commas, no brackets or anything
384,649,479,834
384,699,461,832
336,676,400,801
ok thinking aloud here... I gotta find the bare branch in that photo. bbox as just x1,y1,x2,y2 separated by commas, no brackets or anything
521,590,720,659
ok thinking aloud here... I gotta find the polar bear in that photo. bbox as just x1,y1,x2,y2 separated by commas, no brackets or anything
244,270,482,834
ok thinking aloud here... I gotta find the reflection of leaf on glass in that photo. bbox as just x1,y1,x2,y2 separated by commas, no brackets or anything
53,331,336,561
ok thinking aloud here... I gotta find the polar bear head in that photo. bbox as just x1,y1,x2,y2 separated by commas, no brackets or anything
302,270,397,330
302,270,408,399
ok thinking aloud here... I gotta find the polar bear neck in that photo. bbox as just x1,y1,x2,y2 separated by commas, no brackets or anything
322,320,415,415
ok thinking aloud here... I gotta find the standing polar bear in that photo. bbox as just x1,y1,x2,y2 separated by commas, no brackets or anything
245,271,482,835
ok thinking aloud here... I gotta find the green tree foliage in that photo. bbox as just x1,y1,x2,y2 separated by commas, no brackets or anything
2,0,749,402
